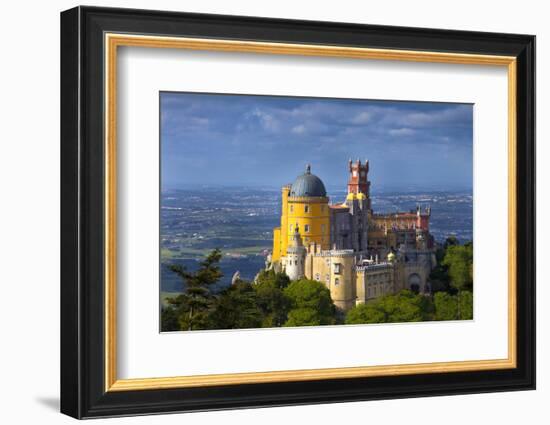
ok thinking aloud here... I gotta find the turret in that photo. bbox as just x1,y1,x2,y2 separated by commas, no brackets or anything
415,204,431,231
346,158,372,218
328,251,356,312
344,160,370,253
285,224,306,280
347,158,371,198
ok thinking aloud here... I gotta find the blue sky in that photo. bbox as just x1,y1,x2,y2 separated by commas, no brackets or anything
160,92,473,191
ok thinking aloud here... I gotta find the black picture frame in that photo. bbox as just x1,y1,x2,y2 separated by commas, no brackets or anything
60,5,535,419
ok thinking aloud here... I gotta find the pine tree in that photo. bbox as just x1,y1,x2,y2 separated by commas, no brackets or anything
209,280,263,329
166,249,223,331
254,269,291,327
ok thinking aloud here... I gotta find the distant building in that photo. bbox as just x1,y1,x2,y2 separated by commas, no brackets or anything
268,160,436,312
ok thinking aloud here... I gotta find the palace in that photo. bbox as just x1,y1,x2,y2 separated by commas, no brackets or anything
268,160,436,312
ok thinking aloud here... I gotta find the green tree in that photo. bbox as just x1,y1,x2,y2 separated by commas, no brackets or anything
429,242,451,292
434,291,473,320
429,262,450,292
345,290,433,325
345,303,386,324
285,308,324,327
442,244,473,292
160,306,179,331
444,235,459,250
441,243,473,318
458,291,473,320
254,269,291,327
165,249,223,331
283,279,336,326
209,280,263,329
256,269,291,289
433,291,457,320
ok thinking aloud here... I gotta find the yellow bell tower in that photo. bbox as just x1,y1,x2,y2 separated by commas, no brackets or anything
272,165,330,262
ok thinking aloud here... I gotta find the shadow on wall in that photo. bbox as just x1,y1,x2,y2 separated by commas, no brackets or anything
35,396,59,412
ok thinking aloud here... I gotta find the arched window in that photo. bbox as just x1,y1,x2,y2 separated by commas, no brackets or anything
408,273,422,293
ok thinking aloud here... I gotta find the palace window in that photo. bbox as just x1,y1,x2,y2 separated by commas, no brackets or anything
305,224,310,233
335,278,340,285
305,205,310,213
334,263,342,274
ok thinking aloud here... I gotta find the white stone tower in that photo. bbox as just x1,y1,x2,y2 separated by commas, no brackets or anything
285,224,306,280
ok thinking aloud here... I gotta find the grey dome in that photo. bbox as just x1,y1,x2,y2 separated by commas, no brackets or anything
290,165,327,197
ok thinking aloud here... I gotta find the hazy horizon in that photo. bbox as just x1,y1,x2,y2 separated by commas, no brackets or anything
161,182,473,193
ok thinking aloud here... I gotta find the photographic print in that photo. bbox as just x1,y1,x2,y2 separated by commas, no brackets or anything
160,92,473,332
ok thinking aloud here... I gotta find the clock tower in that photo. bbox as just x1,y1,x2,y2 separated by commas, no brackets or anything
347,159,371,210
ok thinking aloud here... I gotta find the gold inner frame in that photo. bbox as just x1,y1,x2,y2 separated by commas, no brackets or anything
104,33,517,392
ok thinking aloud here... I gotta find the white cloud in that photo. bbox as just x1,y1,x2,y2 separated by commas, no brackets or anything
191,117,209,126
291,124,307,134
350,111,372,124
389,127,416,136
250,108,280,132
398,105,471,128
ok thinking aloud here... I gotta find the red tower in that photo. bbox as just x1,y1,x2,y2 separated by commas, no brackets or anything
347,159,371,196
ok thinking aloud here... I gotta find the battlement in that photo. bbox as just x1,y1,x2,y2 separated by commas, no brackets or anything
288,196,329,203
356,262,394,272
310,248,355,258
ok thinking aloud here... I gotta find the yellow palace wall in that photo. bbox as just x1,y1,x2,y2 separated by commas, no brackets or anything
305,250,356,311
272,190,330,262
